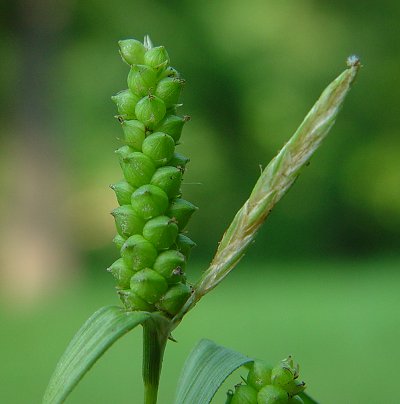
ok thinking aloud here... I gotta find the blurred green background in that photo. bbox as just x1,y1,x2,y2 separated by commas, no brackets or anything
0,0,399,403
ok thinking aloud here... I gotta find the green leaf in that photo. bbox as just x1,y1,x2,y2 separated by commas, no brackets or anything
299,392,319,404
174,339,253,404
43,306,150,404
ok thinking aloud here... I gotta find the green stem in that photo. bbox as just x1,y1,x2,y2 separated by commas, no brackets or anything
142,316,170,404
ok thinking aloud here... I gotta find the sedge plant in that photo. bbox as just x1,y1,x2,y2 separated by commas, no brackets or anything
43,36,360,404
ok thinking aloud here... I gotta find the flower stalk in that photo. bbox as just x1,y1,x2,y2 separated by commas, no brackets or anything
173,56,361,325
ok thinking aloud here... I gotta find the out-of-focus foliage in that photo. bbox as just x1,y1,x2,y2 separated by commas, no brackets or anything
1,0,399,267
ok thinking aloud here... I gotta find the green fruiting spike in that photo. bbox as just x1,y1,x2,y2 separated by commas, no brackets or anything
135,95,166,129
157,283,191,316
175,234,196,259
111,89,139,119
169,152,190,169
111,205,145,238
230,385,258,404
118,39,145,65
257,385,288,404
107,258,134,289
142,132,175,166
150,166,183,198
167,198,198,230
109,37,197,315
155,114,190,143
121,234,158,272
110,180,136,206
227,357,306,404
113,234,126,250
130,268,168,304
155,77,185,108
130,184,169,220
287,396,304,404
121,120,146,150
247,360,273,391
127,64,158,97
118,289,154,311
142,216,179,250
118,151,156,187
153,250,186,284
144,45,170,69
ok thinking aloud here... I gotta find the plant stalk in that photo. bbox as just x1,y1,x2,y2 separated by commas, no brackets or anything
142,315,170,404
172,60,360,326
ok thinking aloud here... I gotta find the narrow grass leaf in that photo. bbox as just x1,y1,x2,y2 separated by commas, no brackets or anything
43,306,150,404
174,339,253,404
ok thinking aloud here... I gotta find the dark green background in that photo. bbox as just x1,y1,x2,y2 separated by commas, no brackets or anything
0,1,399,403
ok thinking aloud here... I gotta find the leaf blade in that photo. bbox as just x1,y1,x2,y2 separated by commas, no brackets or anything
43,306,150,404
174,339,252,404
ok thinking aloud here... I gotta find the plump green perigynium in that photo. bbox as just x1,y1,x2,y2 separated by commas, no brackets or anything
111,89,139,119
151,166,183,198
156,283,191,315
153,250,186,283
142,132,175,166
257,385,288,404
121,119,146,150
167,198,198,230
130,184,169,220
121,234,158,272
118,149,156,188
119,39,145,65
155,77,185,108
155,114,190,143
142,215,179,250
109,37,195,317
112,205,145,238
110,181,136,206
128,64,157,97
247,360,273,391
135,95,166,129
